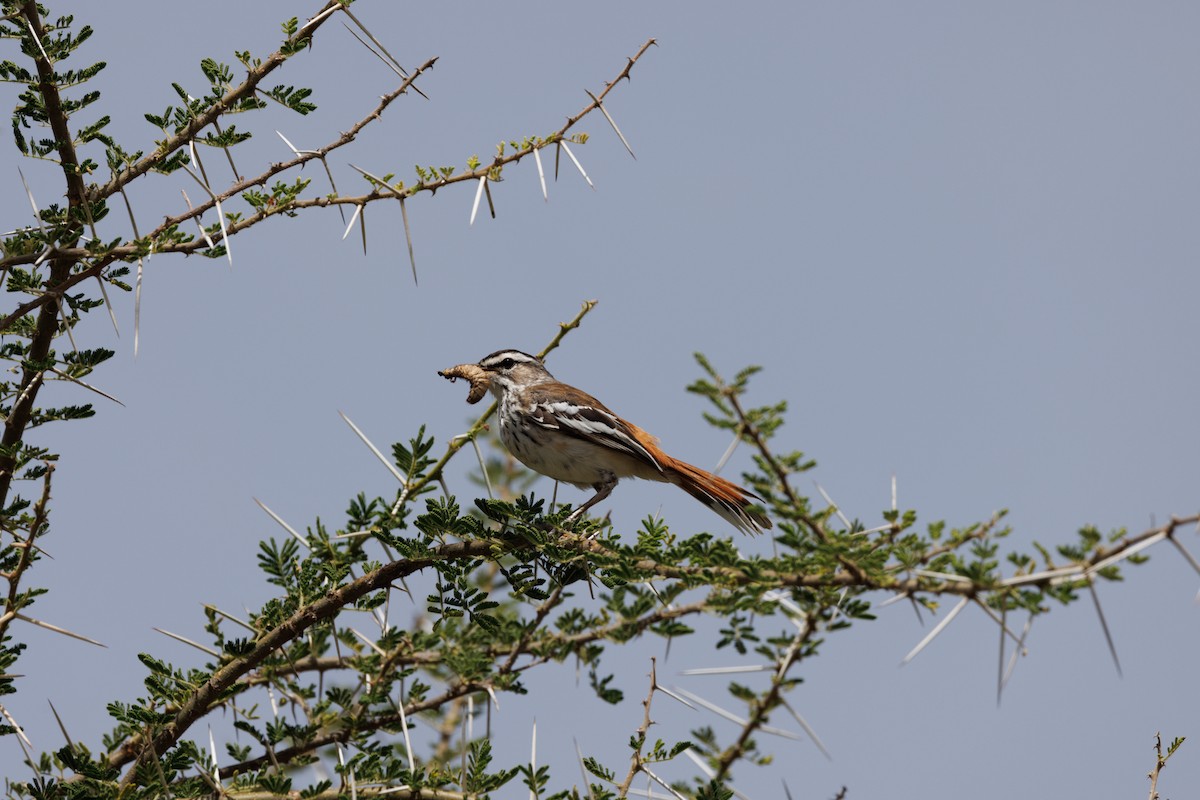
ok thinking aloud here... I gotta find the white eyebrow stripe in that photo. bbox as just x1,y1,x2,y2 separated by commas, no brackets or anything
479,349,540,368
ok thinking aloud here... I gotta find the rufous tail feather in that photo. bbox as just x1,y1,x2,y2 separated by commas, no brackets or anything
664,456,772,536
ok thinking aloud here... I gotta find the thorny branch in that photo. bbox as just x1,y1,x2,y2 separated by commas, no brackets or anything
99,507,1197,786
20,3,87,209
0,463,52,645
215,677,510,779
0,1,348,511
109,537,488,780
723,380,833,546
88,0,345,203
616,658,661,796
711,612,818,782
1147,731,1185,800
0,34,656,330
0,3,91,507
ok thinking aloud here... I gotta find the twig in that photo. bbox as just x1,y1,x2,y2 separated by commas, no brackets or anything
0,40,658,329
616,658,661,796
1147,731,1185,800
93,4,344,201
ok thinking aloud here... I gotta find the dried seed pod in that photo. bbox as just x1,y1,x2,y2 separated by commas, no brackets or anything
438,363,489,404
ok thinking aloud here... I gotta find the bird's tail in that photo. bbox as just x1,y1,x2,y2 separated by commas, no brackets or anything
663,456,772,536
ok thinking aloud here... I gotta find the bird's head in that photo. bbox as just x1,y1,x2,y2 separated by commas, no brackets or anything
477,349,555,395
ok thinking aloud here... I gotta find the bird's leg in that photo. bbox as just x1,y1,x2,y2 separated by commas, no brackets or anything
564,471,618,524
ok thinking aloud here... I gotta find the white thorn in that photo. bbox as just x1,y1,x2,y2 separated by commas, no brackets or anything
14,614,104,647
338,411,408,484
559,141,594,189
901,595,969,665
586,90,636,160
152,627,220,657
533,146,548,202
342,204,363,240
470,175,486,225
253,498,311,550
275,129,302,156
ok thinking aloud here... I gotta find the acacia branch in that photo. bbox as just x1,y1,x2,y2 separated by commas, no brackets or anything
89,0,343,202
562,513,1199,600
108,538,495,782
117,573,702,785
134,55,439,244
712,612,818,781
9,36,657,268
616,659,660,796
215,674,500,777
0,34,655,331
0,4,90,507
0,55,441,333
211,599,569,779
0,463,52,646
219,789,476,800
89,504,1194,787
123,510,1197,785
224,596,707,695
21,2,87,209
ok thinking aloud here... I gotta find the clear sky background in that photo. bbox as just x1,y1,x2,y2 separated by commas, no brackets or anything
3,2,1198,796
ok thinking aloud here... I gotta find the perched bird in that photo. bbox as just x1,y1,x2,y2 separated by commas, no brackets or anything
463,349,772,534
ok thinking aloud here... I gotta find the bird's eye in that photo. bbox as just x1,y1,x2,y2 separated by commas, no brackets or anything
500,358,515,369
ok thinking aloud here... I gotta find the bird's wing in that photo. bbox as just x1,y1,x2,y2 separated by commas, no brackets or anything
525,383,665,474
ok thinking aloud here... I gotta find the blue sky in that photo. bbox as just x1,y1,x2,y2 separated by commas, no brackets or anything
3,2,1198,796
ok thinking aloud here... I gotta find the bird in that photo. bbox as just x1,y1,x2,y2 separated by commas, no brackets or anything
466,349,772,535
